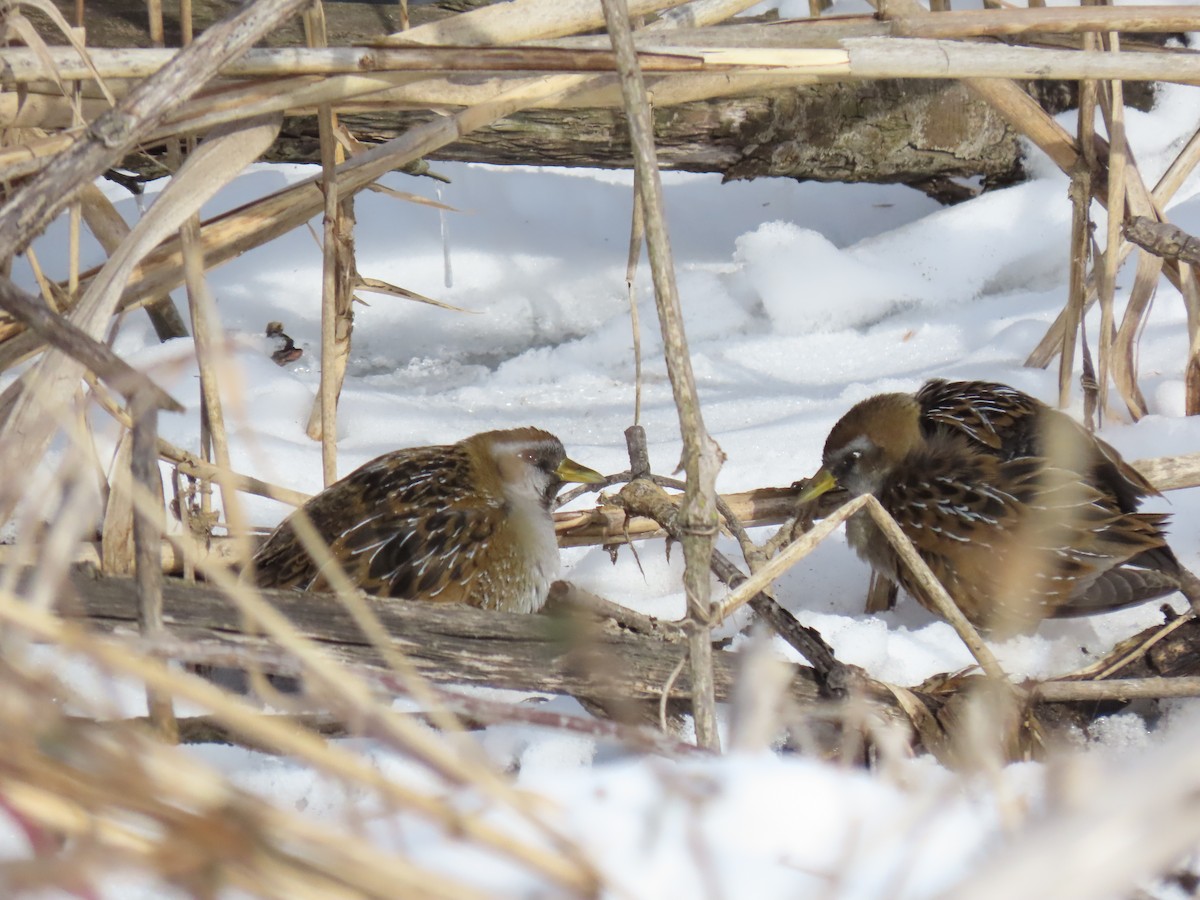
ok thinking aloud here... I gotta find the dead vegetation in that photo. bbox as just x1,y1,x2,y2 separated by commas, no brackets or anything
3,0,1200,894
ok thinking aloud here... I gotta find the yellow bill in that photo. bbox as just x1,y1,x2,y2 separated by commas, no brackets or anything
556,457,605,484
795,466,837,504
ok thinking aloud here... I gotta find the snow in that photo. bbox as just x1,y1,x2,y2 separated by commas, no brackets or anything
7,45,1200,900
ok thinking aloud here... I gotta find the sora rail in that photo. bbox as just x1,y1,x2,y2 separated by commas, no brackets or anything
252,427,603,613
798,379,1195,634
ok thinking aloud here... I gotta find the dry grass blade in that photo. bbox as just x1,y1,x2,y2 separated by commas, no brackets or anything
365,180,458,211
0,676,493,898
938,721,1200,900
0,586,598,893
355,275,472,312
78,183,188,340
0,114,280,528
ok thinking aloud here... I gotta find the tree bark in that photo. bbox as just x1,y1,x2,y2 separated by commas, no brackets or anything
49,566,1200,760
273,77,1022,190
49,0,1034,191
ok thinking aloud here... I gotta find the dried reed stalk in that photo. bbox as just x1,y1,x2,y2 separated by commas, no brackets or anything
1028,131,1200,370
388,0,695,45
718,493,1006,680
129,390,177,740
1097,31,1126,417
0,576,597,892
1058,37,1096,408
0,114,278,535
878,0,1199,413
602,0,723,751
301,4,355,480
885,5,1200,36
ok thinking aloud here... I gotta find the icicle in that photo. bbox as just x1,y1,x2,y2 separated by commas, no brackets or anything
438,186,452,289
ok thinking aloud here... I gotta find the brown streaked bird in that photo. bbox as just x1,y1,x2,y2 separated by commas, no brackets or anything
797,379,1194,635
252,427,604,613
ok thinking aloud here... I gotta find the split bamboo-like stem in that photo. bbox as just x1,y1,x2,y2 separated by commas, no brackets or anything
302,4,346,481
1058,36,1096,409
6,27,1200,85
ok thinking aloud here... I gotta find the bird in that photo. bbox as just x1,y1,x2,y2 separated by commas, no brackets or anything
796,378,1195,635
251,427,604,613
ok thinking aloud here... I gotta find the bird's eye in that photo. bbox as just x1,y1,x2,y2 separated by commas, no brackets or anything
846,449,863,464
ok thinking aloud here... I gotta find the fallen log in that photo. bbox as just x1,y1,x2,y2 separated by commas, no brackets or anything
28,0,1037,191
45,567,1200,761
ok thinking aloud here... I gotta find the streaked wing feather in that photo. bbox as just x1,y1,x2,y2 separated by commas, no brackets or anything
881,446,1175,624
253,443,502,600
916,379,1040,453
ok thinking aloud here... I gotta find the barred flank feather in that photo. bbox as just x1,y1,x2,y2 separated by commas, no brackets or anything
820,380,1184,633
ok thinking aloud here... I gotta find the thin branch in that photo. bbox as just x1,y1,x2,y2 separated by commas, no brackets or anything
1124,217,1200,267
1033,676,1200,702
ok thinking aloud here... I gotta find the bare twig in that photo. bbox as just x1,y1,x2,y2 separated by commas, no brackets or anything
1124,217,1200,267
1033,676,1200,702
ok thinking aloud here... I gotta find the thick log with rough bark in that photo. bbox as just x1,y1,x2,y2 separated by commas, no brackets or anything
319,78,1022,188
43,0,1033,191
67,567,835,710
52,566,1200,759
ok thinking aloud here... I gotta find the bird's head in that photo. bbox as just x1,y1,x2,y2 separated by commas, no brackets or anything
798,392,924,501
472,427,604,511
